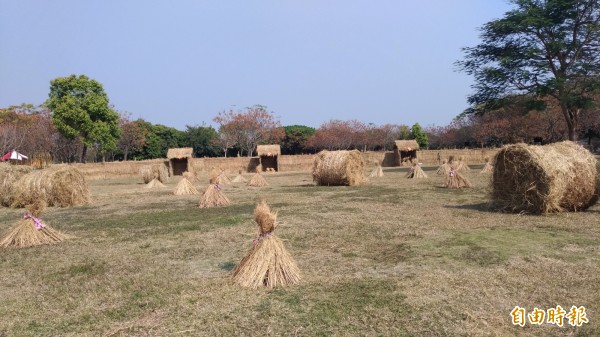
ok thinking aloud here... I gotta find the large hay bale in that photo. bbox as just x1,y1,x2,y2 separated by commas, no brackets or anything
11,166,90,208
0,165,33,207
312,150,366,186
140,164,169,184
491,141,597,213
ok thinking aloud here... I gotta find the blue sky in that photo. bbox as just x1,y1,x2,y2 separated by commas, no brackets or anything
0,1,513,130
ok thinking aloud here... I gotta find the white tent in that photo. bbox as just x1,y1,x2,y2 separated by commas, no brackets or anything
9,150,28,160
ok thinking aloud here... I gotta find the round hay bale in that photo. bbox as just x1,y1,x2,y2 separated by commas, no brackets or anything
11,166,90,208
491,141,597,213
312,150,366,186
0,165,33,207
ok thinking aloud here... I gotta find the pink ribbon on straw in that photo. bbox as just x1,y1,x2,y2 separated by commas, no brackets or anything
213,183,221,191
449,168,455,177
252,232,271,245
23,213,46,230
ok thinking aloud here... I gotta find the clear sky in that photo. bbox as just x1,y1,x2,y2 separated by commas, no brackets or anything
0,1,513,130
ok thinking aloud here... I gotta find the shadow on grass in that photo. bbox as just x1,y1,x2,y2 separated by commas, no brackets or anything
218,261,237,271
444,202,494,212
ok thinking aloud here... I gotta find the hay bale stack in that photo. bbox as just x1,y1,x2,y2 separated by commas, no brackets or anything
11,166,89,208
368,163,384,178
146,178,166,188
182,171,197,183
214,171,231,185
199,184,231,208
173,177,199,195
455,156,471,172
480,157,493,174
0,165,32,207
0,203,70,248
491,141,597,213
312,150,366,186
445,168,472,189
248,172,268,187
232,201,301,289
406,163,428,179
140,164,169,184
232,170,247,183
436,160,451,175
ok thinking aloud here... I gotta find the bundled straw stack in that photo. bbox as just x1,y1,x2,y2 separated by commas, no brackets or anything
233,201,301,289
445,167,471,189
248,171,268,187
173,177,199,195
146,178,166,188
455,156,471,172
0,200,70,248
232,170,247,183
11,166,89,208
182,171,197,183
211,170,231,185
199,184,231,208
436,160,451,175
368,162,384,178
0,165,32,207
141,164,169,184
480,157,493,173
406,163,428,179
491,141,597,213
312,150,366,186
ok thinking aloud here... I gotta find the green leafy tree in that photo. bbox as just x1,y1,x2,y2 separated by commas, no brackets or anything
458,0,600,141
47,75,120,162
282,125,316,154
410,123,429,148
184,125,219,157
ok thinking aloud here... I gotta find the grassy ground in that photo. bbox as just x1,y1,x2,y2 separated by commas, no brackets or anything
0,167,598,336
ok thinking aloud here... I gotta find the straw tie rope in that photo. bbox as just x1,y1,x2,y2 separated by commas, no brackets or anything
253,232,271,245
23,213,46,230
213,183,222,191
449,168,455,177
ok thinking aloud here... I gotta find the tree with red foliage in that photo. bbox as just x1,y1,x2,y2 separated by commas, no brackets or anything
213,105,283,157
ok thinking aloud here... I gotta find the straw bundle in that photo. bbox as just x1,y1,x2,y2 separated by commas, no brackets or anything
0,204,70,248
199,184,231,208
406,163,428,179
491,141,597,213
182,171,197,183
445,168,471,189
173,177,199,195
146,178,166,188
368,163,384,178
248,172,268,187
232,170,247,183
11,166,89,208
232,201,301,289
0,165,32,207
480,157,493,174
213,170,231,185
455,156,471,172
312,150,366,186
436,160,451,175
140,164,169,184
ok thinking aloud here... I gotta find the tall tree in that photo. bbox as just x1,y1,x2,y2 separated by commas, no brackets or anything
47,75,120,162
281,125,316,154
118,117,147,161
410,123,429,149
213,105,283,157
184,124,219,157
458,0,600,141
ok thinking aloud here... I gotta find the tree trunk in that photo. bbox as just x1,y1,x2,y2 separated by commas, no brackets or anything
223,148,227,158
81,144,88,163
561,104,579,141
123,146,129,161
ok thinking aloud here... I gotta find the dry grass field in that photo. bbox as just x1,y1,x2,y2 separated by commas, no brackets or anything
0,166,598,336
